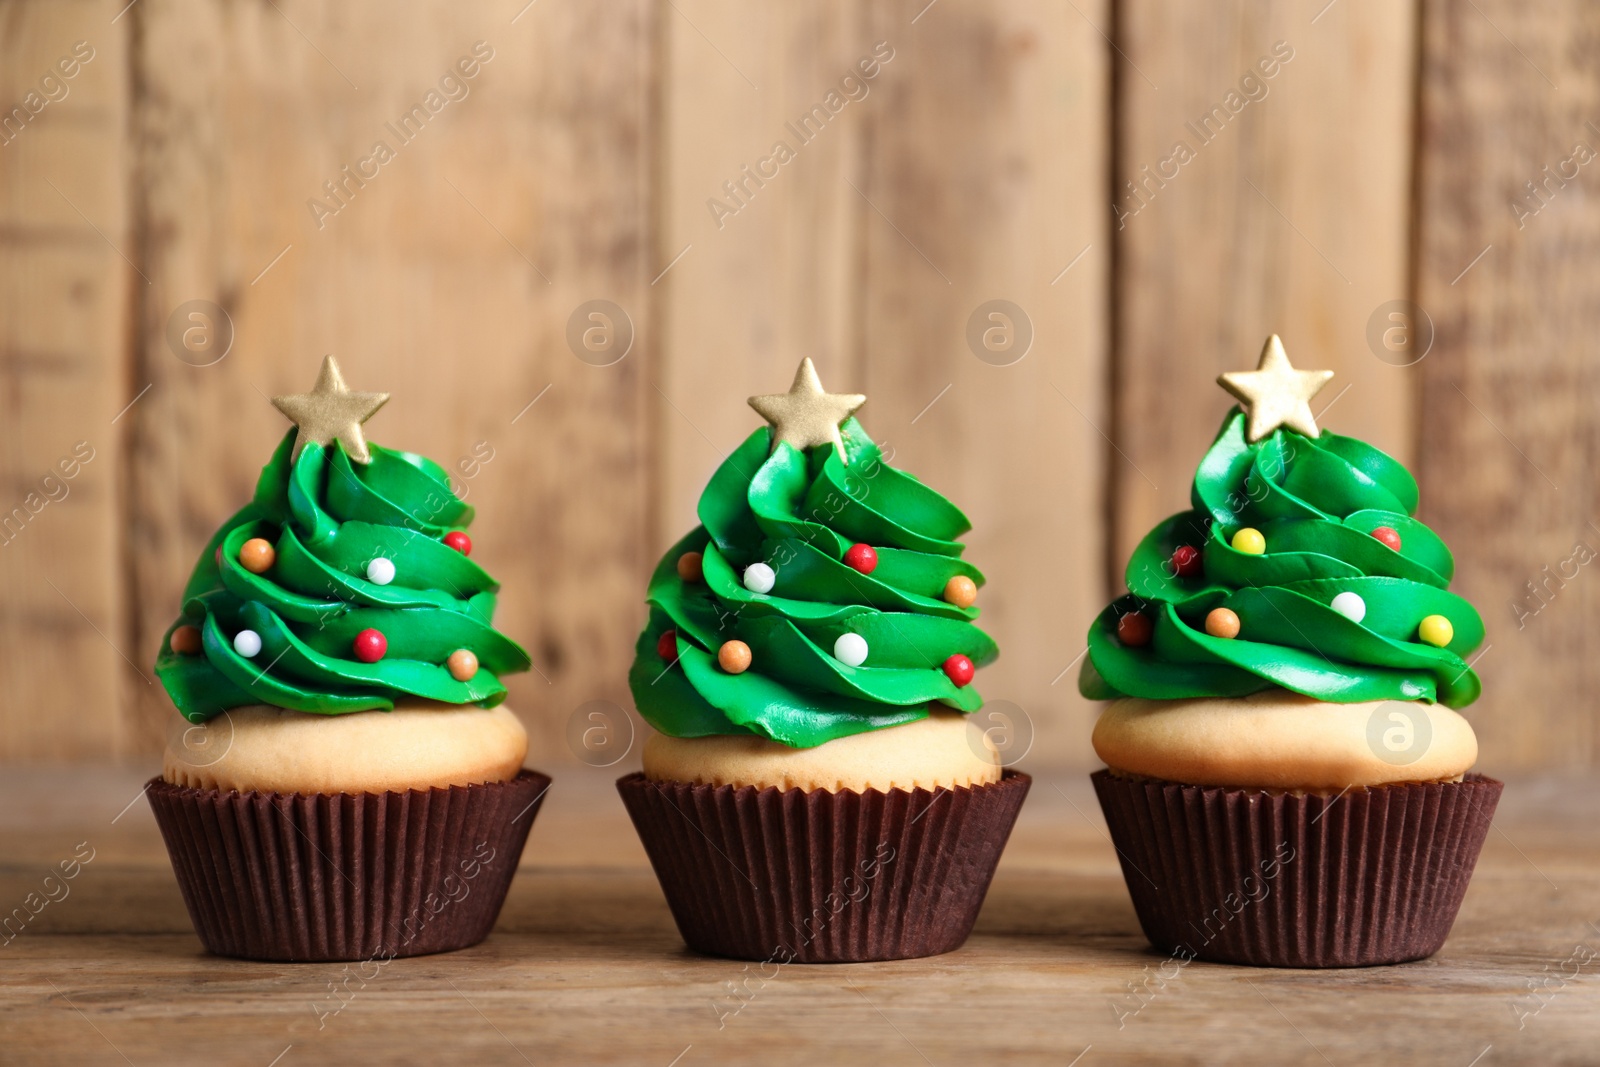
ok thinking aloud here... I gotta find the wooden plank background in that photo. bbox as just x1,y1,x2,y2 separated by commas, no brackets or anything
0,0,128,759
0,0,1592,774
1415,0,1600,770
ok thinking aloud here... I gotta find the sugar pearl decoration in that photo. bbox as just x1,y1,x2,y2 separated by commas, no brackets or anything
233,629,262,658
717,640,752,674
1116,612,1153,647
443,531,472,555
1231,528,1266,555
677,551,704,582
1205,608,1241,639
239,537,276,574
170,625,202,655
1330,591,1367,623
942,653,975,687
743,562,776,595
1419,614,1453,647
843,543,878,575
1371,526,1403,551
366,557,396,585
943,575,978,608
447,649,479,681
833,632,869,667
1171,544,1203,578
353,628,387,663
657,629,678,662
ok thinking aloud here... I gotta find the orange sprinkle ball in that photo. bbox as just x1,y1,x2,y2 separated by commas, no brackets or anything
447,649,479,681
169,625,203,655
1205,607,1241,639
717,639,752,674
239,537,276,574
677,551,704,582
943,575,978,608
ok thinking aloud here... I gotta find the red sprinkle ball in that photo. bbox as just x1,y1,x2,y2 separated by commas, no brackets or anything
843,543,878,575
1370,526,1402,552
656,629,678,662
443,531,472,555
942,653,975,687
1117,611,1153,647
1171,544,1203,578
353,628,387,663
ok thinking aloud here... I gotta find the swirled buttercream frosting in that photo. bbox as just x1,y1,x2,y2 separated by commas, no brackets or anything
1080,407,1484,708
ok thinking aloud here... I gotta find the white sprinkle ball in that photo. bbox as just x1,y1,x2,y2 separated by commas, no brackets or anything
1330,591,1367,624
233,630,263,658
366,558,396,585
833,633,869,667
743,563,776,595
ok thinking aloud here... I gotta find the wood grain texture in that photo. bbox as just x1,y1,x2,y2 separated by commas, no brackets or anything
125,0,656,763
655,0,867,540
1,0,1595,776
1,767,1595,1066
1414,0,1600,773
858,0,1109,767
1112,0,1418,569
0,0,130,759
654,0,1109,767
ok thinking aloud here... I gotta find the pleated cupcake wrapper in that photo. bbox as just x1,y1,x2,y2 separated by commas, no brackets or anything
147,769,550,962
1091,770,1502,968
616,770,1030,963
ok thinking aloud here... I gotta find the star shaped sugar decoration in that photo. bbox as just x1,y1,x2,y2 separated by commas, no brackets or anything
272,355,390,464
748,358,867,465
1217,335,1335,441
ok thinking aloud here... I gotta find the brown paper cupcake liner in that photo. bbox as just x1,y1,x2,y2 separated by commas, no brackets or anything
1091,769,1502,968
147,769,550,962
616,770,1030,963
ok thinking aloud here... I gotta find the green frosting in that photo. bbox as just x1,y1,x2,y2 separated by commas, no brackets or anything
155,431,530,723
629,419,997,748
1080,410,1484,708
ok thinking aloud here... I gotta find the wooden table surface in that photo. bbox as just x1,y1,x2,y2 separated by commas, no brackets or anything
2,765,1596,1067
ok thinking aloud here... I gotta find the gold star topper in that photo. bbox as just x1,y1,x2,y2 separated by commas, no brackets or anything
272,355,389,464
748,358,866,464
1217,335,1334,441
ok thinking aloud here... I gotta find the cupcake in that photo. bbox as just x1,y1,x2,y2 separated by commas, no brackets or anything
618,359,1029,963
1080,336,1500,967
148,357,549,962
